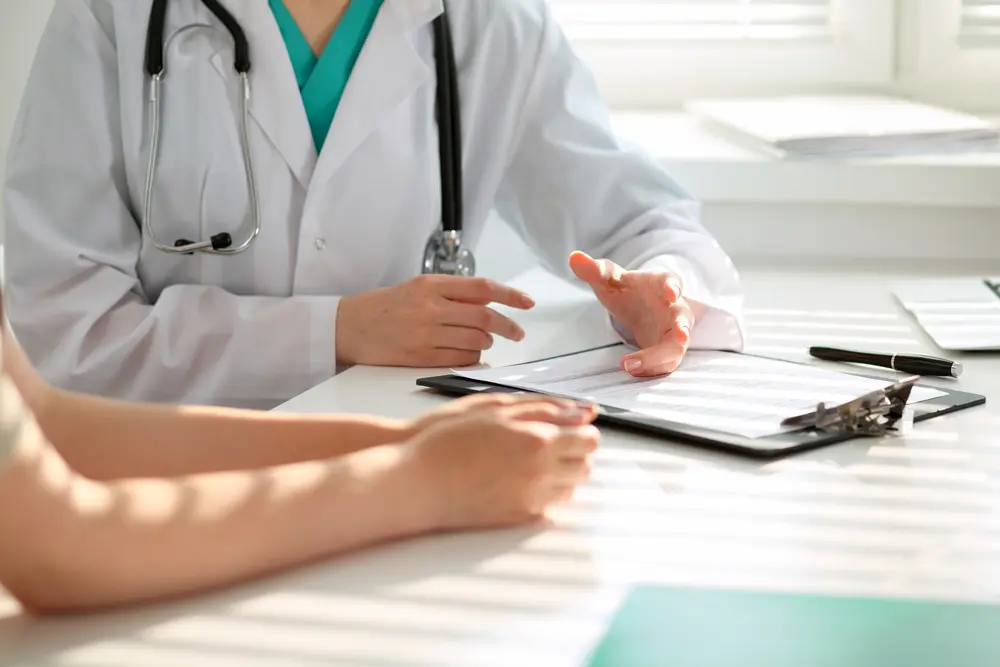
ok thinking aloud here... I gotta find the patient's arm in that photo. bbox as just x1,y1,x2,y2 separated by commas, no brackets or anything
1,308,600,615
5,325,410,480
0,332,427,614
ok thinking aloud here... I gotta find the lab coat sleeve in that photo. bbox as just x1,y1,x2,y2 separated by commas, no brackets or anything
2,1,338,408
493,1,746,352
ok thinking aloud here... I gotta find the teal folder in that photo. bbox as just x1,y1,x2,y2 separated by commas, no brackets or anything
585,586,1000,667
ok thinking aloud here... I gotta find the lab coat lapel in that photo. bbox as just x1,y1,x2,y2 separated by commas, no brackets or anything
309,0,441,188
209,0,317,189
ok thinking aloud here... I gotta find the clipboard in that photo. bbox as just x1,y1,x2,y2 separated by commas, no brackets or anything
416,346,986,459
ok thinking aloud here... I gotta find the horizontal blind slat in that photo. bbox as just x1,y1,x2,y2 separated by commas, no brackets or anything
961,0,1000,44
548,1,832,42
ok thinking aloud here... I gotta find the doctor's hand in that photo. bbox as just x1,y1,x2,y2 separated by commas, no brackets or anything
569,251,697,378
403,397,600,531
337,276,534,368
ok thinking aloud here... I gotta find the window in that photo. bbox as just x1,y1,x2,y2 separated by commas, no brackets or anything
549,0,896,108
960,0,1000,44
898,0,1000,111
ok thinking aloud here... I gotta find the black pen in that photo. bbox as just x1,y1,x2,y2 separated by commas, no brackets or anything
809,346,963,378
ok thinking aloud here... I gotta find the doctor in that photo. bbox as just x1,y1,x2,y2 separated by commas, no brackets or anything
4,0,744,408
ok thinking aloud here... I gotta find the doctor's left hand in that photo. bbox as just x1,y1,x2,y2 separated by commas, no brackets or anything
569,251,699,378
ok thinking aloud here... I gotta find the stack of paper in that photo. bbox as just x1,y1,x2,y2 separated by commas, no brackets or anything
686,95,1000,159
893,278,1000,352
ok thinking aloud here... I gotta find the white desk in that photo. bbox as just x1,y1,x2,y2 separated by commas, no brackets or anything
3,264,1000,667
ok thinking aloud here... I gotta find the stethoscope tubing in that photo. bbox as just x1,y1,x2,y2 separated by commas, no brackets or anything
141,0,464,266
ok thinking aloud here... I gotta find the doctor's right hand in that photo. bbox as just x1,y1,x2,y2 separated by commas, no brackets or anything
336,275,535,367
403,398,600,531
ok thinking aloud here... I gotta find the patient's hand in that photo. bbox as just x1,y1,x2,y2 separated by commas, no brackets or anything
404,393,594,440
402,397,600,531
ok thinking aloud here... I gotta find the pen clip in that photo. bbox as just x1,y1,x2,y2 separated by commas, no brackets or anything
781,376,918,437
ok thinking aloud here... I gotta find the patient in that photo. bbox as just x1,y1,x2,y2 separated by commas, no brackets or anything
0,290,598,614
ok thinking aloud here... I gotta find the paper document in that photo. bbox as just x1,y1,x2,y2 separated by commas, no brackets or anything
893,278,1000,351
686,95,1000,159
455,347,945,439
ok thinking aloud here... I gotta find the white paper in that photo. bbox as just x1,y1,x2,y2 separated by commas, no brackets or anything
685,95,1000,157
455,347,945,439
892,278,1000,351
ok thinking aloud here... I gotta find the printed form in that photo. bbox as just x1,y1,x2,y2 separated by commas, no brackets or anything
455,347,943,439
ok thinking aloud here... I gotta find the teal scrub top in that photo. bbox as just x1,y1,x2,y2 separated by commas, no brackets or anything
269,0,384,151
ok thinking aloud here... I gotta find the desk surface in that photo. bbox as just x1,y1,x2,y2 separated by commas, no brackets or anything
4,264,1000,667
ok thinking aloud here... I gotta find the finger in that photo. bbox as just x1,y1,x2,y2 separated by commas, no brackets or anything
674,300,696,347
436,325,495,353
664,272,685,303
626,270,684,304
451,393,521,411
552,425,601,458
621,301,694,376
674,304,694,342
550,485,578,504
569,251,625,290
528,484,576,515
432,276,535,310
442,302,526,342
644,271,685,303
549,456,594,485
621,338,688,377
529,485,580,516
500,400,598,426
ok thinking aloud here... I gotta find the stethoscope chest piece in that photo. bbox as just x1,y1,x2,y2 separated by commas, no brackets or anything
423,229,476,277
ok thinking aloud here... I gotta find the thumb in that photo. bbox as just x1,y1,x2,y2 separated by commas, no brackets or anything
569,251,618,288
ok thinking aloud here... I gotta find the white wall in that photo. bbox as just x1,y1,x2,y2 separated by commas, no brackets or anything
0,0,54,243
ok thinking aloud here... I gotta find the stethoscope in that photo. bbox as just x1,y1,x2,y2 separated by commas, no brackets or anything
143,0,475,276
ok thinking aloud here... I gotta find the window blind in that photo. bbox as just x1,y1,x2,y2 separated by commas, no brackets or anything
548,0,832,42
961,0,1000,44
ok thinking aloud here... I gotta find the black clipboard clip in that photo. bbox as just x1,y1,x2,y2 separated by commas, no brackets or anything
781,376,919,437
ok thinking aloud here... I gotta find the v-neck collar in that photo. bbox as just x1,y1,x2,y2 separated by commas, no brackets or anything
269,0,317,89
269,0,385,150
207,0,440,190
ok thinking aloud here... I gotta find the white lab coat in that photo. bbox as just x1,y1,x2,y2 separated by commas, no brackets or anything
4,0,745,409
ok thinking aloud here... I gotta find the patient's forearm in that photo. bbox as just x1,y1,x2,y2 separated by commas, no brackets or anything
38,389,410,480
3,441,428,614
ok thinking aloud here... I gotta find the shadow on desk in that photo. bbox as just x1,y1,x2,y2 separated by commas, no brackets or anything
0,525,605,667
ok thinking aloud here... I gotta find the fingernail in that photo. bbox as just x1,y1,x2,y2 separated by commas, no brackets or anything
522,295,536,308
624,358,643,374
678,325,691,342
515,328,526,342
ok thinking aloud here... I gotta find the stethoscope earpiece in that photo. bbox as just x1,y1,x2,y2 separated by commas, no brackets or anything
211,233,233,250
172,233,233,255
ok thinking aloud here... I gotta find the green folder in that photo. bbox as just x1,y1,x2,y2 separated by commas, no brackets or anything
585,586,1000,667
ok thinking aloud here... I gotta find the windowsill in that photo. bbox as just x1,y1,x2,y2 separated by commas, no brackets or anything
610,111,1000,209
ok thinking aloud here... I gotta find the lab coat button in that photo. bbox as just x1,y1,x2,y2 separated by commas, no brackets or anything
314,238,327,251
